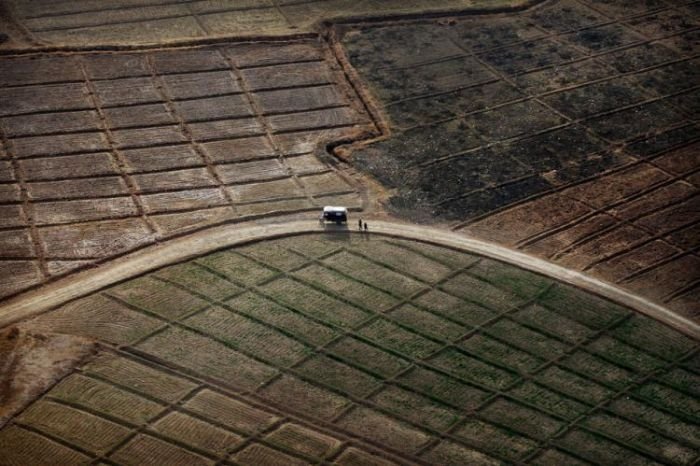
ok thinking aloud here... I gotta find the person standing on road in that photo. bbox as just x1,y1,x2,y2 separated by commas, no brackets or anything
364,221,368,232
358,218,363,230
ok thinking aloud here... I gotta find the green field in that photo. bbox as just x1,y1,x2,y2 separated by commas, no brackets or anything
2,232,698,465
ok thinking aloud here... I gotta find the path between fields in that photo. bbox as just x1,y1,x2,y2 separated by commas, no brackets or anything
1,219,697,340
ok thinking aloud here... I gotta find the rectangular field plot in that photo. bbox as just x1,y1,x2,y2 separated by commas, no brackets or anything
216,158,287,184
371,385,461,431
299,171,354,196
328,336,411,378
227,42,323,68
555,429,660,465
141,184,227,213
110,434,211,466
558,351,635,390
174,94,252,122
188,117,263,141
265,422,341,461
388,304,465,341
196,250,277,285
202,137,274,164
233,443,308,466
162,70,240,100
241,61,334,91
156,262,242,301
108,276,209,320
0,426,91,465
230,177,303,203
430,347,518,390
104,103,174,129
350,240,452,283
32,197,137,225
460,334,544,373
608,315,698,361
295,354,381,397
151,411,244,457
441,273,524,313
323,250,426,298
581,412,697,465
293,263,398,312
483,318,570,360
112,125,186,149
268,107,360,133
17,399,130,455
422,440,501,466
0,83,90,116
336,407,431,454
122,144,203,173
152,49,228,74
82,353,197,404
184,389,278,435
535,366,613,405
507,381,588,421
397,366,489,410
454,418,538,461
586,335,667,373
511,303,594,344
12,131,109,158
27,177,127,201
284,153,328,176
413,289,498,327
633,382,700,422
83,53,150,80
388,238,481,270
261,277,371,329
656,367,700,398
607,397,700,447
224,292,336,347
359,317,442,360
480,38,583,75
0,55,84,86
481,398,564,440
537,283,630,329
136,327,277,391
237,241,307,271
255,85,345,114
93,77,161,107
467,259,552,300
133,168,217,193
50,373,164,425
235,197,314,217
259,375,350,421
25,293,162,346
2,110,100,137
184,306,311,367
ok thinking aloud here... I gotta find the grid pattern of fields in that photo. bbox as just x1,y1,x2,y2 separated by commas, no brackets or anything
342,0,700,318
4,0,528,46
0,39,370,299
8,234,700,465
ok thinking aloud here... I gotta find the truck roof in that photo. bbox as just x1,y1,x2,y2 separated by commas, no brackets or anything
323,206,348,213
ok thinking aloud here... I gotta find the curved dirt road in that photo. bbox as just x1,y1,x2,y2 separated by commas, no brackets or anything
1,219,697,340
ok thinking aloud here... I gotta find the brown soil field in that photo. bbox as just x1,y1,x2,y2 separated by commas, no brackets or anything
1,234,698,465
0,39,372,300
1,0,532,47
340,0,700,319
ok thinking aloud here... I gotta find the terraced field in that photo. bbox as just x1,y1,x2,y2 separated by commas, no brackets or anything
2,233,698,465
0,39,372,299
341,0,700,318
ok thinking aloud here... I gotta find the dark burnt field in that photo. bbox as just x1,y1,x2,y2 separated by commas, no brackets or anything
342,0,700,318
0,39,372,299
